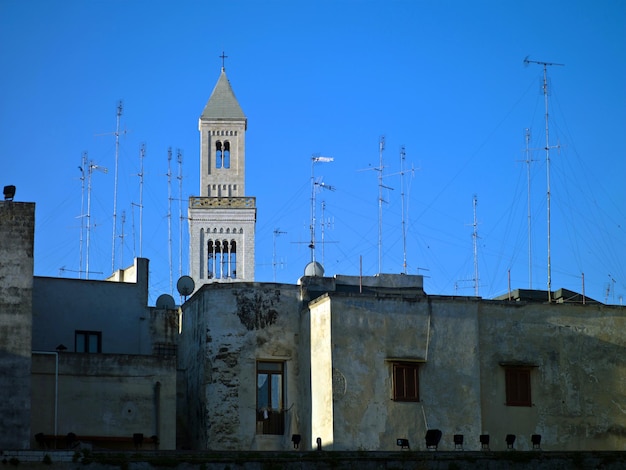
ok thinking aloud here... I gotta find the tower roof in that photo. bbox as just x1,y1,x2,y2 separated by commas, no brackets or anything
201,68,246,121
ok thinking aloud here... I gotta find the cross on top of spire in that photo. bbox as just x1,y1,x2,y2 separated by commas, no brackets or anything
219,51,228,71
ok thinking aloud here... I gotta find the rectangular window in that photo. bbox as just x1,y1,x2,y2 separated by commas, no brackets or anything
75,330,102,353
392,362,420,402
257,361,285,435
505,367,532,406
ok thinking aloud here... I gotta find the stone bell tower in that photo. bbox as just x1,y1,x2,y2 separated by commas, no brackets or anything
188,66,256,289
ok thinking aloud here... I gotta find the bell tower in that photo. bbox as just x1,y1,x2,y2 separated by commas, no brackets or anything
188,65,256,289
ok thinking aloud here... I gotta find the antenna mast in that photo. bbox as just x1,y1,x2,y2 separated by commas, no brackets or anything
524,128,534,288
524,57,564,302
377,136,385,273
472,194,479,297
138,143,145,257
273,228,287,282
86,161,108,279
111,100,123,273
78,152,88,279
310,155,334,263
119,210,126,267
400,146,408,274
167,147,173,295
177,149,184,278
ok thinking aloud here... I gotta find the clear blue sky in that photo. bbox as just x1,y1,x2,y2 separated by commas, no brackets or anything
1,0,624,305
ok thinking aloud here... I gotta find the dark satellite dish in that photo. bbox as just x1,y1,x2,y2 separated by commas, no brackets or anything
177,275,195,297
156,294,176,309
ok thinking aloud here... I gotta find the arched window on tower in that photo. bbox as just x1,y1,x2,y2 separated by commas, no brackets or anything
230,240,237,278
223,141,231,169
207,240,214,279
216,141,223,169
214,240,222,278
221,239,229,278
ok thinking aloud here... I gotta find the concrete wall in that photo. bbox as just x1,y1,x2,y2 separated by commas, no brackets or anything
317,292,483,451
31,353,176,449
32,258,150,354
178,282,308,451
0,201,35,449
479,301,626,451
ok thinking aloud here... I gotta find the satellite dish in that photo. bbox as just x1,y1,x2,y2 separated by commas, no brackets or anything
177,275,195,297
156,294,176,309
304,261,324,277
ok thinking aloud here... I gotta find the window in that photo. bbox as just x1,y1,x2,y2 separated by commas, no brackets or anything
75,330,101,353
223,141,230,168
505,367,532,406
229,241,237,278
257,361,285,435
392,362,420,402
215,141,223,168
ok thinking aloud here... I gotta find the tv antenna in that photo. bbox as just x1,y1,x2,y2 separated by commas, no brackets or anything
111,101,124,273
134,143,146,258
78,152,88,279
516,128,539,289
524,56,564,302
167,147,173,295
359,136,394,273
177,149,184,279
86,160,108,279
471,194,480,297
273,228,287,282
310,155,334,263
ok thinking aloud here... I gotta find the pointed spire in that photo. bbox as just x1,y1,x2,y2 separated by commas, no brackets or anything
201,64,245,122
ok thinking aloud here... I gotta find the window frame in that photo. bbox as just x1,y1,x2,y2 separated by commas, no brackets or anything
256,360,285,435
504,366,532,407
75,330,102,353
392,361,420,402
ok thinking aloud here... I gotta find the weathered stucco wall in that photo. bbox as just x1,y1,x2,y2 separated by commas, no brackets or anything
178,282,307,451
323,293,483,451
31,353,177,449
479,301,626,451
0,201,35,449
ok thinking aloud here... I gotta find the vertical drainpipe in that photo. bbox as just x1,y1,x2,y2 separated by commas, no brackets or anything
32,351,58,441
154,381,161,447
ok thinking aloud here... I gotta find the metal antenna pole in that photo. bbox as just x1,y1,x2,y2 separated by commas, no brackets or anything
524,57,564,302
111,101,123,273
400,146,407,274
138,143,145,257
472,195,479,297
310,155,334,263
177,149,183,278
167,147,173,294
120,210,126,267
378,136,385,273
321,201,327,267
524,128,533,289
87,161,108,279
78,152,88,279
273,228,287,282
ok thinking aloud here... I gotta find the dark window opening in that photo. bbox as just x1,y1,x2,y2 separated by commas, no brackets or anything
223,141,231,169
207,240,214,278
505,367,532,406
392,362,420,402
230,240,237,278
215,141,223,169
75,330,102,353
257,361,285,435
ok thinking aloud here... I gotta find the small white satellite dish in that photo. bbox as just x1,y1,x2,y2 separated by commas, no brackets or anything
156,294,176,309
177,275,195,297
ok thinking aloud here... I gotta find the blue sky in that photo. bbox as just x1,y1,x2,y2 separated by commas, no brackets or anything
1,0,624,305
